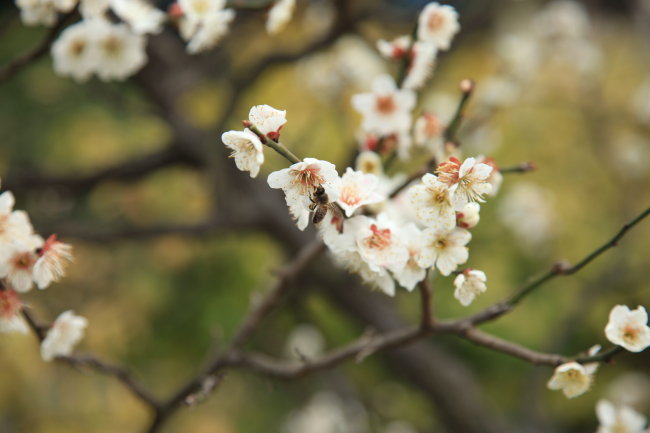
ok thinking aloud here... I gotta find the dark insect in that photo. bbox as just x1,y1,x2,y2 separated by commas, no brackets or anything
310,186,330,224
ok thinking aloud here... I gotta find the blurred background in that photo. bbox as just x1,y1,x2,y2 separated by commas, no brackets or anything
1,0,649,432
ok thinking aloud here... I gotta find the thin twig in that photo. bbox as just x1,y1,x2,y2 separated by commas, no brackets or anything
21,308,160,409
463,205,650,327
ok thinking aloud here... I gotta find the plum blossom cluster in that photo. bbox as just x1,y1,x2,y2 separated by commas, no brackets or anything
353,3,460,160
0,179,86,361
222,7,495,301
222,104,496,298
14,0,296,81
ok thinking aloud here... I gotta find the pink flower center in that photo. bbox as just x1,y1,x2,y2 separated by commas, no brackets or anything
375,96,396,115
622,325,639,342
427,11,445,31
340,184,362,207
12,252,34,270
436,157,461,185
365,224,392,250
291,165,325,194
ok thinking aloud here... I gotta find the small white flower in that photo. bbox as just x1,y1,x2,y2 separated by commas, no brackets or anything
0,238,43,293
393,223,427,291
221,129,265,178
417,2,460,51
182,8,235,54
94,21,147,81
436,157,493,211
268,158,340,231
548,350,599,398
51,21,98,82
248,105,287,139
0,290,29,334
32,235,73,290
408,173,456,231
605,305,650,353
110,0,166,34
16,0,58,26
41,310,88,361
0,191,36,248
355,151,384,176
336,168,384,217
418,227,470,276
351,74,416,137
453,269,486,306
266,0,295,35
330,246,396,296
414,112,444,148
351,214,409,275
596,399,648,433
456,202,480,229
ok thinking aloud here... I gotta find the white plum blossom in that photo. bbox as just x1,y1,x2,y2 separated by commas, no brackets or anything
266,0,296,35
16,0,61,26
248,105,287,139
268,158,340,231
456,202,480,229
0,191,35,248
94,21,147,81
336,168,385,217
408,173,456,231
453,269,486,306
330,245,397,296
221,129,265,178
351,214,408,276
596,400,648,433
393,223,427,291
351,74,416,137
185,8,235,54
418,227,470,276
436,157,493,210
547,346,600,398
33,235,73,289
548,363,598,398
0,289,29,334
0,237,44,293
414,112,444,148
605,305,650,353
110,0,166,35
51,20,98,82
41,310,88,362
178,0,235,54
355,151,384,176
417,2,460,51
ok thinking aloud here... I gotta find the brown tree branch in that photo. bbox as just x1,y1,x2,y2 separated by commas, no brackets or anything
0,11,77,83
3,145,195,193
462,204,650,327
21,307,160,409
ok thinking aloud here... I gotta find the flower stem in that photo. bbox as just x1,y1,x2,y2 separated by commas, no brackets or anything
248,125,301,164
